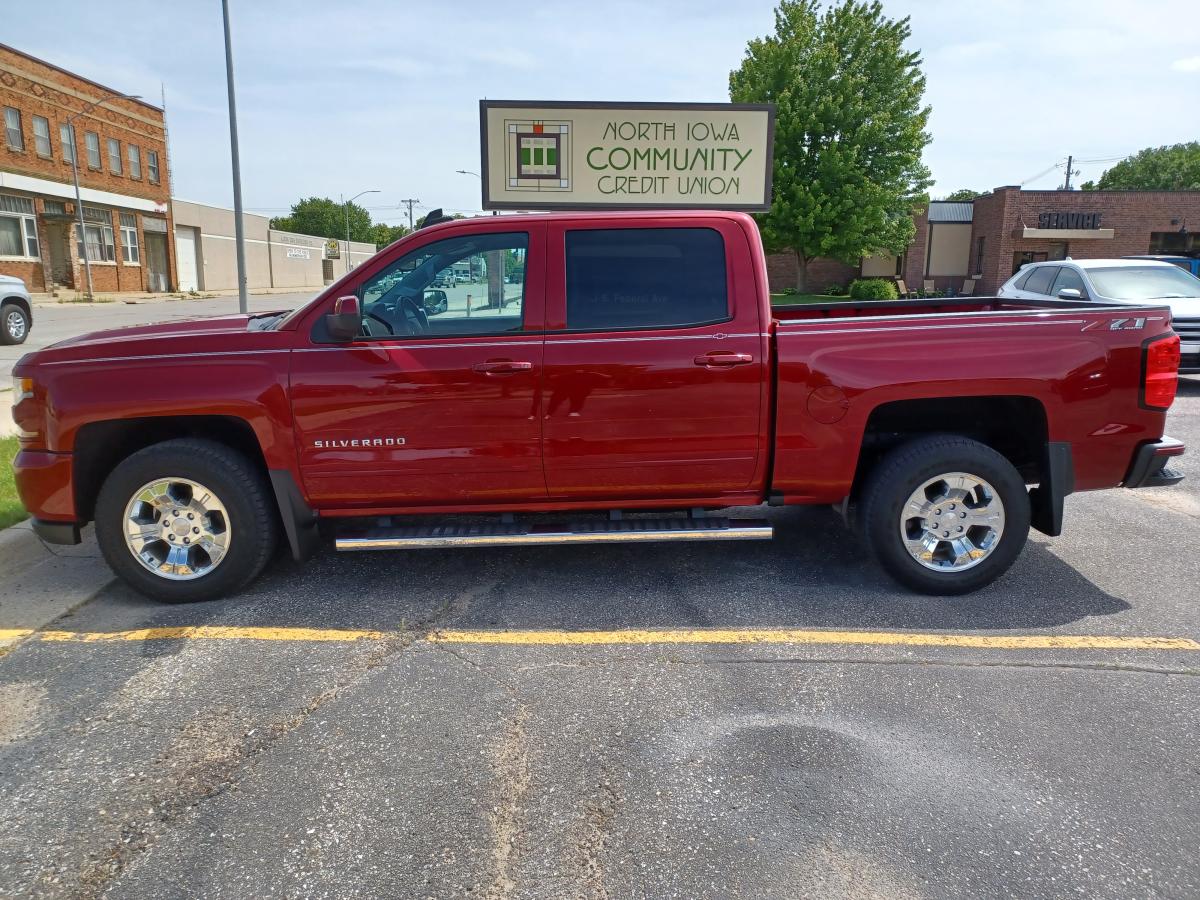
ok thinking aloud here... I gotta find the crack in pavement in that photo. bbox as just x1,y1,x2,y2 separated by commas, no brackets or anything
62,592,483,899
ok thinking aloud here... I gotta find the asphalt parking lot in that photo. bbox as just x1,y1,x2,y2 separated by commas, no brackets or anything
1,348,1198,895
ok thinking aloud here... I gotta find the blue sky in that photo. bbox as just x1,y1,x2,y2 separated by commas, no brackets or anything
7,0,1199,225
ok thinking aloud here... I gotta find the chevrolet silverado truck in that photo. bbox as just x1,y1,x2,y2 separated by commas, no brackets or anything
11,211,1186,602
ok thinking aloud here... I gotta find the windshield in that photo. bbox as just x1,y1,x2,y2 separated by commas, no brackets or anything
1087,265,1200,300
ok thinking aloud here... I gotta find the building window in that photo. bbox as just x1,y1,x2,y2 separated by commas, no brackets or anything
108,138,122,174
128,145,141,179
4,107,24,151
1013,251,1048,274
0,194,40,258
60,123,76,163
44,199,67,215
119,212,140,264
974,237,985,275
85,131,102,170
147,150,160,184
32,116,51,158
76,206,115,262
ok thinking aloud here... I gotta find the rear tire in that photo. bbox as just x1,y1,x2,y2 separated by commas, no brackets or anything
1,302,29,345
858,435,1031,595
95,439,278,603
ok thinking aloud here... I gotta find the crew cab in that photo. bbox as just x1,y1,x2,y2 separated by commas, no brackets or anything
11,211,1186,602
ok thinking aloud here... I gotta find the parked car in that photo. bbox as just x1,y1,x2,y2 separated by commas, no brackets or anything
0,274,33,345
11,212,1185,603
421,289,448,316
997,258,1200,373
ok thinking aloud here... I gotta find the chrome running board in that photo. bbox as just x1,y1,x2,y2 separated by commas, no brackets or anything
335,516,773,551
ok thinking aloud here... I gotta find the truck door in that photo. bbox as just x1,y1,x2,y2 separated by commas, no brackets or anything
540,219,766,501
289,224,547,508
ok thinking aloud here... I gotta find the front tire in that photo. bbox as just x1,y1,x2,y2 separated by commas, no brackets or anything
1,302,29,345
95,439,278,603
859,436,1031,595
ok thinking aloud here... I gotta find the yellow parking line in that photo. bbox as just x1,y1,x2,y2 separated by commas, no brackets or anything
0,625,1196,652
37,625,387,643
431,628,1200,652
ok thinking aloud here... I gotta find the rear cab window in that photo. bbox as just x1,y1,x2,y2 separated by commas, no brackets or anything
563,227,729,331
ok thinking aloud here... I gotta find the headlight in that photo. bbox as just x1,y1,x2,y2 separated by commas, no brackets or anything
13,375,34,404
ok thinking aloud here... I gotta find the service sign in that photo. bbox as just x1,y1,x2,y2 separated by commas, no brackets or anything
480,101,775,211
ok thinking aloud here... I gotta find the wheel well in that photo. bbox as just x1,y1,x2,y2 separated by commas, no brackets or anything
73,416,269,522
2,295,31,317
855,396,1049,494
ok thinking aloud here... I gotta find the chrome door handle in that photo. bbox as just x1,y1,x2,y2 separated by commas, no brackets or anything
473,360,533,375
694,352,754,368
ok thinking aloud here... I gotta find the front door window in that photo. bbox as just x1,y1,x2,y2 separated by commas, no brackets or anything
357,233,527,339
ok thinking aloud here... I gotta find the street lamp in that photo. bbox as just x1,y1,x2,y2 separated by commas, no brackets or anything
342,189,379,274
67,91,141,301
455,169,497,216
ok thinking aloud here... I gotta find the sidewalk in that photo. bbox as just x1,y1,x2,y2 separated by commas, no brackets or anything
0,521,113,649
28,286,315,307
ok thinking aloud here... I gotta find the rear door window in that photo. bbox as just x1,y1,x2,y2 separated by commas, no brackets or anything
1022,266,1058,295
564,227,728,331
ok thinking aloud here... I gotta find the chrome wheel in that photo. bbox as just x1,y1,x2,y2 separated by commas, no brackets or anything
5,308,26,341
123,478,231,580
900,472,1005,572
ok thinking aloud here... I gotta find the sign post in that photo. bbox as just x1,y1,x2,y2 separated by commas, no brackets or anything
480,101,775,211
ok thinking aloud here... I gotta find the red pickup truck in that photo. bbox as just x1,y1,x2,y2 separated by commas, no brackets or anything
11,210,1185,602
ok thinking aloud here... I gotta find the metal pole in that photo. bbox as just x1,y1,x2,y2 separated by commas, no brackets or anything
222,0,248,314
343,193,349,275
67,132,94,302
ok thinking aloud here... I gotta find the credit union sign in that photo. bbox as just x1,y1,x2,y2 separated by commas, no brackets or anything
480,101,775,211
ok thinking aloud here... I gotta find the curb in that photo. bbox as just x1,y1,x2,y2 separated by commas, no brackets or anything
0,522,115,651
0,520,49,573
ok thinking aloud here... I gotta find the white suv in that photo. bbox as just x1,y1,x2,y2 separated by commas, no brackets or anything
0,274,33,345
997,258,1200,373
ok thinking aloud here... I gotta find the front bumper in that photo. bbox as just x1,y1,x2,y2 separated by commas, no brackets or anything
12,449,78,527
1123,437,1185,489
1177,319,1200,373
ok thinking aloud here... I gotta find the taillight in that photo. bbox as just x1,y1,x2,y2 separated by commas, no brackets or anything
1142,334,1180,410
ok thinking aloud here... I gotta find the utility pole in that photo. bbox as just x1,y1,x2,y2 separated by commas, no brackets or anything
1063,154,1075,191
400,198,420,230
222,0,248,314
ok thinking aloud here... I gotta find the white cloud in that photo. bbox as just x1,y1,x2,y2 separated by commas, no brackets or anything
1171,56,1200,73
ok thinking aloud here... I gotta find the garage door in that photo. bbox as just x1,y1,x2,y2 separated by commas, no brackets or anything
174,225,200,292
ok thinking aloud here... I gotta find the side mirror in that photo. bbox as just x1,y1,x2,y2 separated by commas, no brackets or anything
325,295,361,341
1057,288,1083,300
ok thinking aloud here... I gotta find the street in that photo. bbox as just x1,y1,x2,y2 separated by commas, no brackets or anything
0,293,318,383
0,291,1197,896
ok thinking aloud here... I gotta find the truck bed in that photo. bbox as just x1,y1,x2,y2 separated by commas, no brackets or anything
769,295,1176,504
772,295,1104,322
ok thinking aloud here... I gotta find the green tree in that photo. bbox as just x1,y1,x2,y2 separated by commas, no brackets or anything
942,188,981,201
1083,142,1200,191
729,0,932,291
369,222,410,248
270,197,374,242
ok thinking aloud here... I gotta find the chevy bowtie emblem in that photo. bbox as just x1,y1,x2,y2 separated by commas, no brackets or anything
313,437,406,448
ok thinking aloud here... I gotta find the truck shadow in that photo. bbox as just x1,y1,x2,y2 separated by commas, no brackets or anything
72,505,1130,637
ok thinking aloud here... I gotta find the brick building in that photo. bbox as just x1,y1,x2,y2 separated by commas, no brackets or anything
0,43,174,295
767,187,1200,296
